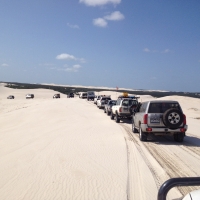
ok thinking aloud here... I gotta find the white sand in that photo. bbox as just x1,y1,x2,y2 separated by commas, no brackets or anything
0,83,200,200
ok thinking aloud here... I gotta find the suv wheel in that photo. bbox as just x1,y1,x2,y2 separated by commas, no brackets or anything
174,133,184,142
132,120,138,133
163,108,183,129
110,111,114,120
104,108,106,113
139,126,147,141
107,110,110,116
115,113,120,123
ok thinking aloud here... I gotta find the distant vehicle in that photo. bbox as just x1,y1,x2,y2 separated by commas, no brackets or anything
53,94,60,98
26,94,34,99
104,100,116,115
67,93,74,98
111,94,139,122
94,95,101,104
79,92,87,99
97,96,111,109
87,91,95,101
7,95,15,99
132,100,188,142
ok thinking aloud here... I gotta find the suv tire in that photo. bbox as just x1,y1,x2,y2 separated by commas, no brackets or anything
107,110,110,116
110,111,114,120
132,121,138,133
163,108,183,129
115,113,120,123
174,133,184,142
104,108,106,113
139,126,147,141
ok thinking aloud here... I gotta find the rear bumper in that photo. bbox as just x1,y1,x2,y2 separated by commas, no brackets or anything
141,124,188,133
87,97,94,100
118,113,132,117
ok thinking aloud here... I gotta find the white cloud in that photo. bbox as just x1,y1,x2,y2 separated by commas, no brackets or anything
79,58,86,63
1,63,9,67
67,23,79,29
144,48,150,52
104,11,124,21
65,64,82,72
49,64,82,72
144,48,171,53
79,0,121,6
56,53,77,60
93,11,124,27
162,49,170,53
93,18,107,27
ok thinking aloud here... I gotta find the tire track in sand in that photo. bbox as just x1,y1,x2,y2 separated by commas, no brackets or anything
121,124,200,197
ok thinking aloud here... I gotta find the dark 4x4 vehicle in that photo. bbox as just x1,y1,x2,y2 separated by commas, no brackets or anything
132,100,188,142
67,93,74,98
7,95,15,99
53,94,60,98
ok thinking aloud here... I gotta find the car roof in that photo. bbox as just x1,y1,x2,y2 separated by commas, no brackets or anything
142,100,179,104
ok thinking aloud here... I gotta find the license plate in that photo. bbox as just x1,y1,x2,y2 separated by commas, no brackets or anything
150,116,160,123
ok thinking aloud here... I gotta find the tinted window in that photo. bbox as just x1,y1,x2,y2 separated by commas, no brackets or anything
148,103,181,113
102,98,111,100
129,100,138,106
110,101,116,105
122,99,129,106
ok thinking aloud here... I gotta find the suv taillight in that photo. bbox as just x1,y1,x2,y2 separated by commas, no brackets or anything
183,114,186,125
144,114,148,124
119,107,122,112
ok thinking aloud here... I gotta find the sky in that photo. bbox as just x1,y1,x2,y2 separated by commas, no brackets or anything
0,0,200,92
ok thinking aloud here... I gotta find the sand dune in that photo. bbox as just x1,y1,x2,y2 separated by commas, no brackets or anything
0,83,200,200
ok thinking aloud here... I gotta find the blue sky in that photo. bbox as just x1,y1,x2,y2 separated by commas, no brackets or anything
0,0,200,92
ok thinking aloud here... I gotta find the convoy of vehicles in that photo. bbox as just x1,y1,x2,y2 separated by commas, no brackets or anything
5,89,194,198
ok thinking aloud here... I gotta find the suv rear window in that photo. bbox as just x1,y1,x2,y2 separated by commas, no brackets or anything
102,98,111,101
148,103,181,113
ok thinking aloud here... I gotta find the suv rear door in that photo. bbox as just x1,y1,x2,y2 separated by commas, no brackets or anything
121,99,135,114
147,102,182,127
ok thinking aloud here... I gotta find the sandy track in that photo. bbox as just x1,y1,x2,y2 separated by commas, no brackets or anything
120,122,200,199
0,97,129,200
1,85,200,200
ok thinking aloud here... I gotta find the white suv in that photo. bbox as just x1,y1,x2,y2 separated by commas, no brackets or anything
26,94,34,99
97,96,111,109
132,100,188,142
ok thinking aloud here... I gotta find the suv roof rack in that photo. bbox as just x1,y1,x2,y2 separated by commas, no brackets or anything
118,95,140,99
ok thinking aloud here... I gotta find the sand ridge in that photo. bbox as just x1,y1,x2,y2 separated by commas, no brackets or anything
1,83,200,200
